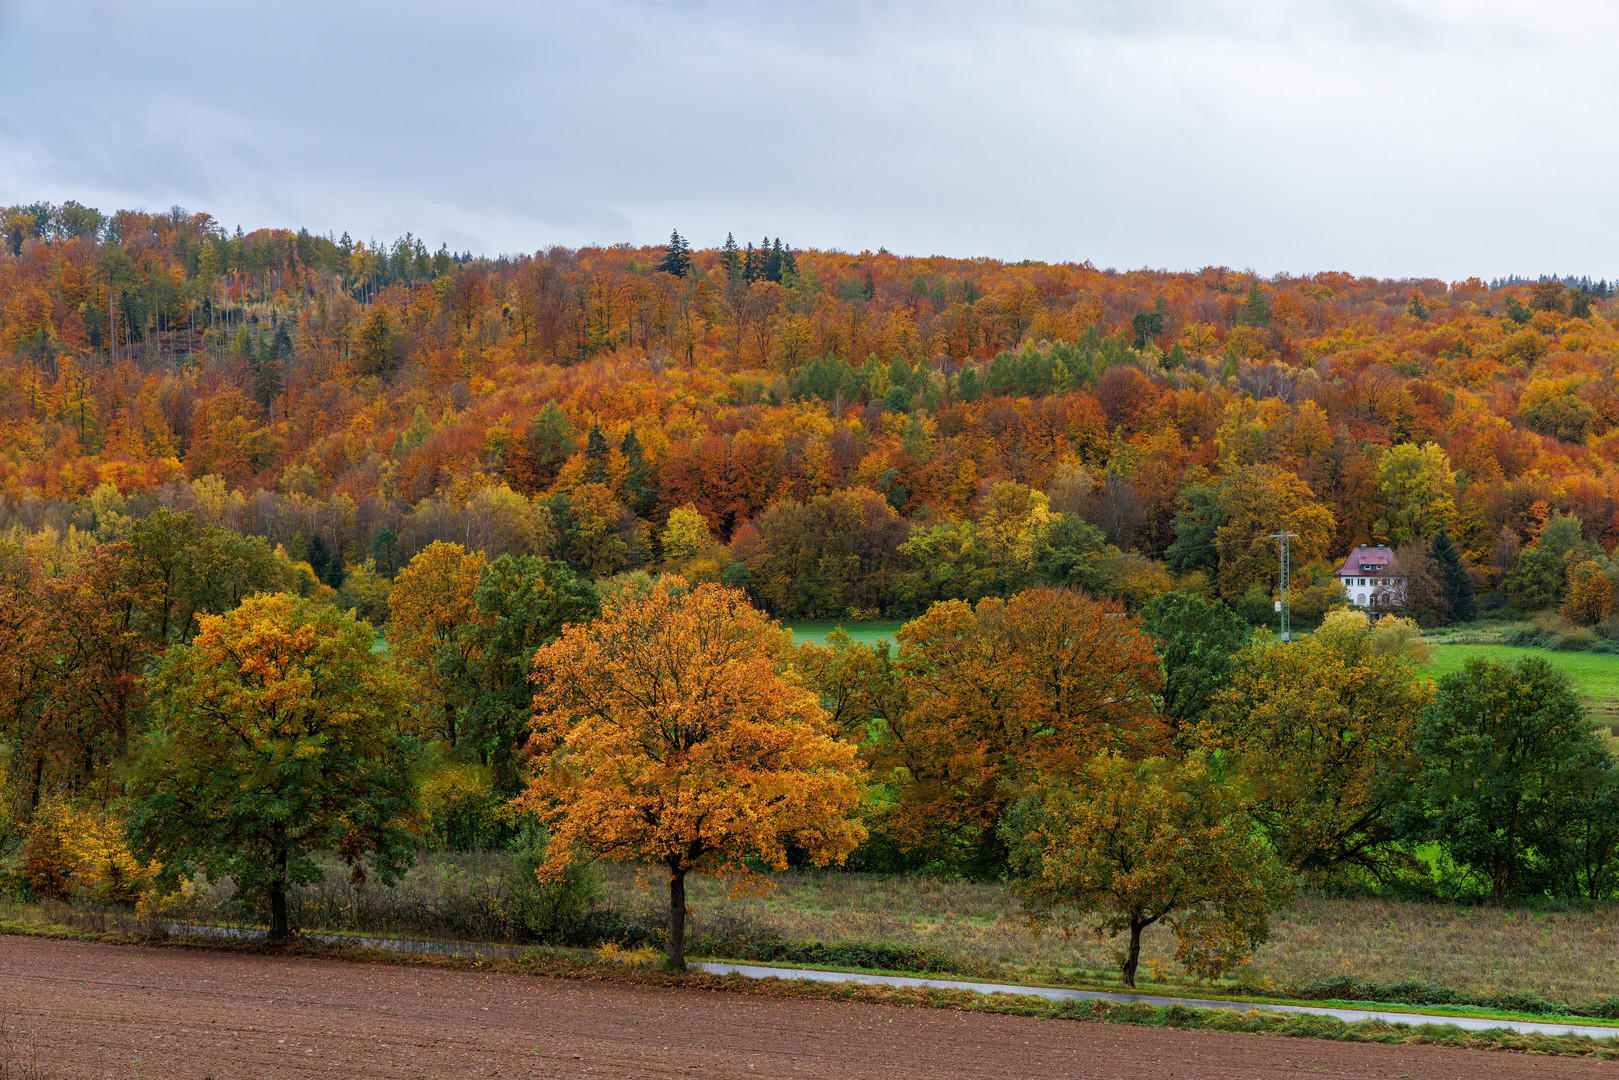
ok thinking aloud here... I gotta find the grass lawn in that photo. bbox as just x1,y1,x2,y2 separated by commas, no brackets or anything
783,620,906,648
1424,643,1619,727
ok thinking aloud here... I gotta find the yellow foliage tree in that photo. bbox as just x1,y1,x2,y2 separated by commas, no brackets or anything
1195,617,1434,884
389,542,486,744
22,800,160,905
1005,754,1296,988
1214,465,1335,603
1562,560,1614,626
522,575,866,969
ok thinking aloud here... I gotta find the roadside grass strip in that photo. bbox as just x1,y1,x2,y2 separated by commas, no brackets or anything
2,914,1617,1058
695,961,1619,1040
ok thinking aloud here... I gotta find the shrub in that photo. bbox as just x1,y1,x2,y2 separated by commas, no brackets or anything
21,801,159,905
509,818,601,939
416,759,515,851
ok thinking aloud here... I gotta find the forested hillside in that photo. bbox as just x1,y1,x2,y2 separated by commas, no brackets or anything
3,200,1617,620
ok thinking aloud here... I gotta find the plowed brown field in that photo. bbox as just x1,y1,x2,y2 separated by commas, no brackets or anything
0,936,1604,1079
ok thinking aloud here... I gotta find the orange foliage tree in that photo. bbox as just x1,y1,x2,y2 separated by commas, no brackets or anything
886,587,1166,873
521,576,866,969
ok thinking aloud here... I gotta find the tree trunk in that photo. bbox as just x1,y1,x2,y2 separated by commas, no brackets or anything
1121,919,1147,989
269,888,289,940
666,869,687,972
268,850,290,940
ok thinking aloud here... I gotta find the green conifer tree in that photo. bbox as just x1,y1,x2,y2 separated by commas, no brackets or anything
620,429,653,516
656,229,691,278
1238,281,1270,328
1430,527,1476,622
584,423,610,484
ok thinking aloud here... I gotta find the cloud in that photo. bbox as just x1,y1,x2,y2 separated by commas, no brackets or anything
1,0,1615,277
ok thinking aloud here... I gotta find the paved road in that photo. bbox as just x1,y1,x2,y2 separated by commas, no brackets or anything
696,961,1619,1041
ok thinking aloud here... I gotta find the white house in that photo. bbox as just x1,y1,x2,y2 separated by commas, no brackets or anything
1333,545,1406,608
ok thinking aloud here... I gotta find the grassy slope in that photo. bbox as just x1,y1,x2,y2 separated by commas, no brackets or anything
783,621,906,648
1424,643,1619,725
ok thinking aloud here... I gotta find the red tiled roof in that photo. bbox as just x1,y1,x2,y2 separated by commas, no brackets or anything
1333,546,1399,576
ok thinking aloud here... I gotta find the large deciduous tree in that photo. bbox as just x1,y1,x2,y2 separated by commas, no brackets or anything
1195,614,1433,885
1375,442,1458,547
1213,465,1335,603
1401,656,1611,902
523,576,866,969
1139,592,1250,741
128,594,417,938
389,541,487,744
1004,754,1296,988
886,587,1165,874
437,555,598,793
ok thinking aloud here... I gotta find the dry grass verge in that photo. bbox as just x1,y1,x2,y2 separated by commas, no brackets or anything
603,866,1619,1001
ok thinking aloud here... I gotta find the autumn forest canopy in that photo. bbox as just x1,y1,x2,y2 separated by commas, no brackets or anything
9,199,1619,975
2,198,1619,624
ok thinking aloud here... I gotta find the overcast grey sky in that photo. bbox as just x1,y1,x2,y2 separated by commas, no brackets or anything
0,0,1612,278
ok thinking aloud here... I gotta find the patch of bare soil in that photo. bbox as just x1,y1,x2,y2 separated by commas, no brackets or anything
0,936,1605,1079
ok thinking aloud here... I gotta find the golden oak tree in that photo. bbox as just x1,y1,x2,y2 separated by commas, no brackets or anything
888,587,1165,873
128,594,416,938
1214,465,1335,603
1005,754,1296,988
522,575,866,969
388,541,486,744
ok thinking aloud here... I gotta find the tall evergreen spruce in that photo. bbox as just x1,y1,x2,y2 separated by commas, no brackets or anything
766,238,784,283
721,233,741,284
656,229,691,278
584,423,610,484
743,242,759,283
620,429,653,516
1238,280,1271,327
1430,527,1475,622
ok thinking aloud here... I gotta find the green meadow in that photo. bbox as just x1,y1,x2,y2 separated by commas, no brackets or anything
783,620,906,648
1424,643,1619,727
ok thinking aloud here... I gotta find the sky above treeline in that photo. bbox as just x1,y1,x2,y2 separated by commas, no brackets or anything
1,0,1614,280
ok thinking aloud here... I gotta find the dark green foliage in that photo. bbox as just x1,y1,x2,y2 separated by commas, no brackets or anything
438,556,600,793
304,534,345,588
720,233,741,285
619,429,653,516
655,229,691,278
1140,592,1250,737
1428,528,1475,622
514,401,575,491
584,423,609,484
1571,289,1595,319
1400,657,1614,901
369,526,399,575
956,365,982,401
1505,296,1532,324
1166,483,1221,576
1032,514,1109,593
790,354,866,404
1238,281,1270,327
1131,310,1164,349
